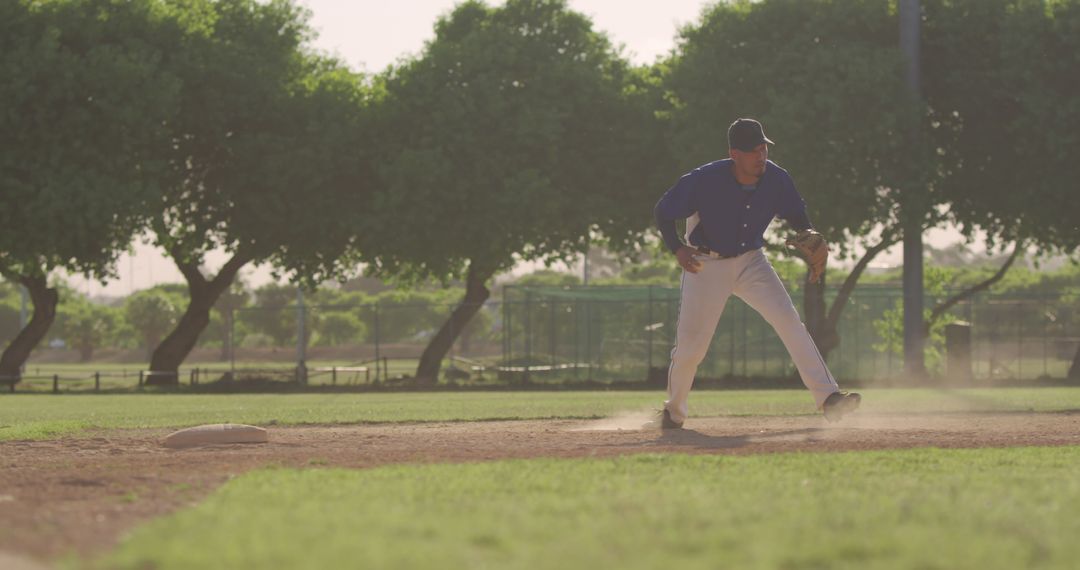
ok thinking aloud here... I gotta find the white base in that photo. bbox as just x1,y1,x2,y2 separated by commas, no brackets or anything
163,423,269,448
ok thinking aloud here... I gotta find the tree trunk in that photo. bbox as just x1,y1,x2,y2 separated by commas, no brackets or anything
804,272,840,357
78,338,93,362
1069,345,1080,380
804,233,898,362
414,263,493,384
0,274,59,384
146,252,251,386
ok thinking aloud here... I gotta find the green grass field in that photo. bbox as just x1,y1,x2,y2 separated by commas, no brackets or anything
4,387,1080,441
95,447,1080,570
15,353,1077,392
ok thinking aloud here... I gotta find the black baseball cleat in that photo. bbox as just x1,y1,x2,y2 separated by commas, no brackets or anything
823,391,861,423
644,409,684,430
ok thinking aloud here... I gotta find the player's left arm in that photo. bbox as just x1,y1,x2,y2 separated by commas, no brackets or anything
776,173,813,232
777,175,828,283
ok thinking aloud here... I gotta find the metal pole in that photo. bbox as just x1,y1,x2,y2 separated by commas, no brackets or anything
583,248,590,286
900,0,922,96
741,303,747,377
854,296,861,379
970,296,978,379
585,298,592,381
502,288,510,369
1017,303,1023,380
647,286,654,376
667,294,674,361
760,309,766,376
448,302,455,368
729,305,736,377
573,298,580,380
373,303,381,381
1043,298,1048,377
524,291,532,383
296,287,306,368
900,0,926,378
549,299,556,369
228,309,236,377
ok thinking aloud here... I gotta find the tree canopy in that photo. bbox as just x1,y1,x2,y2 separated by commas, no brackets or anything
664,0,925,257
0,0,182,381
924,0,1080,253
368,0,665,282
144,0,376,380
365,0,668,380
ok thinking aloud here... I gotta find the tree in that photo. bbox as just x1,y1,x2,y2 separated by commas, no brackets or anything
124,289,181,359
872,267,958,373
239,284,305,348
314,312,366,346
0,281,23,347
922,0,1080,376
367,0,667,382
55,293,119,362
0,0,181,384
663,0,926,361
144,0,375,383
357,290,453,344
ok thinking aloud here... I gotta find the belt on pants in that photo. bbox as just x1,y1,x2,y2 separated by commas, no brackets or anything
692,245,740,259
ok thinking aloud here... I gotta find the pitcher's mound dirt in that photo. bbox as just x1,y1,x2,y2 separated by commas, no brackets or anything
2,411,1079,565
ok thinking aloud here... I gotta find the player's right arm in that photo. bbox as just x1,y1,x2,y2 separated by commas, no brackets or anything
654,172,702,273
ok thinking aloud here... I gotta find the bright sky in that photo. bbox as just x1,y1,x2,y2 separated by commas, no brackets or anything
301,0,709,71
67,0,962,298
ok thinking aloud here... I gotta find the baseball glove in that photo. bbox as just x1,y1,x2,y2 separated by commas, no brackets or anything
785,230,829,283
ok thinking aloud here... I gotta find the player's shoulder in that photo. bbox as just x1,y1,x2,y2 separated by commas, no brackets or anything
765,160,795,186
765,160,791,178
687,159,732,178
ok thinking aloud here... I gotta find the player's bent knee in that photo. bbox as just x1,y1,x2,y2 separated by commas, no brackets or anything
671,337,711,366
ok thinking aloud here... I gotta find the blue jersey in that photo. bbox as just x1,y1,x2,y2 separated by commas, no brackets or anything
653,159,812,256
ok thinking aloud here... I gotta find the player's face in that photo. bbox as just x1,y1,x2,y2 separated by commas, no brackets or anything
731,144,768,179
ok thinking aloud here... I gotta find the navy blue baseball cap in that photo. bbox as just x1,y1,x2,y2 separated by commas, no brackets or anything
728,118,774,151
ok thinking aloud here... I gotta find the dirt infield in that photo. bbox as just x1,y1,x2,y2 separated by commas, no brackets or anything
2,411,1079,566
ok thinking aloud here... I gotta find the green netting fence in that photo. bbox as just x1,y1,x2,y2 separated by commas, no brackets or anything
501,285,1080,384
11,284,1080,392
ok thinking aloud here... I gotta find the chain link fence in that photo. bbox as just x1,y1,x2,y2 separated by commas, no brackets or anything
502,285,1080,385
8,285,1080,392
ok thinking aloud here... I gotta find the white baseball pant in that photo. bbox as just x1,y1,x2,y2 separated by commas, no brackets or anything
664,248,839,423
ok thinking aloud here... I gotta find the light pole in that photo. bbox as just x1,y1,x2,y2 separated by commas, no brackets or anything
296,287,306,384
900,0,926,377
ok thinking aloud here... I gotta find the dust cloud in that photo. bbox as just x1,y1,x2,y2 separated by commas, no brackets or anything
570,409,659,431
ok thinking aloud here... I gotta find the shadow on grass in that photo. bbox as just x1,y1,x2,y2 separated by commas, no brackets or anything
590,427,825,451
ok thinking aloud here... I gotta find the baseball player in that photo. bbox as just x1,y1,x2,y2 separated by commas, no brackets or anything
650,118,860,429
